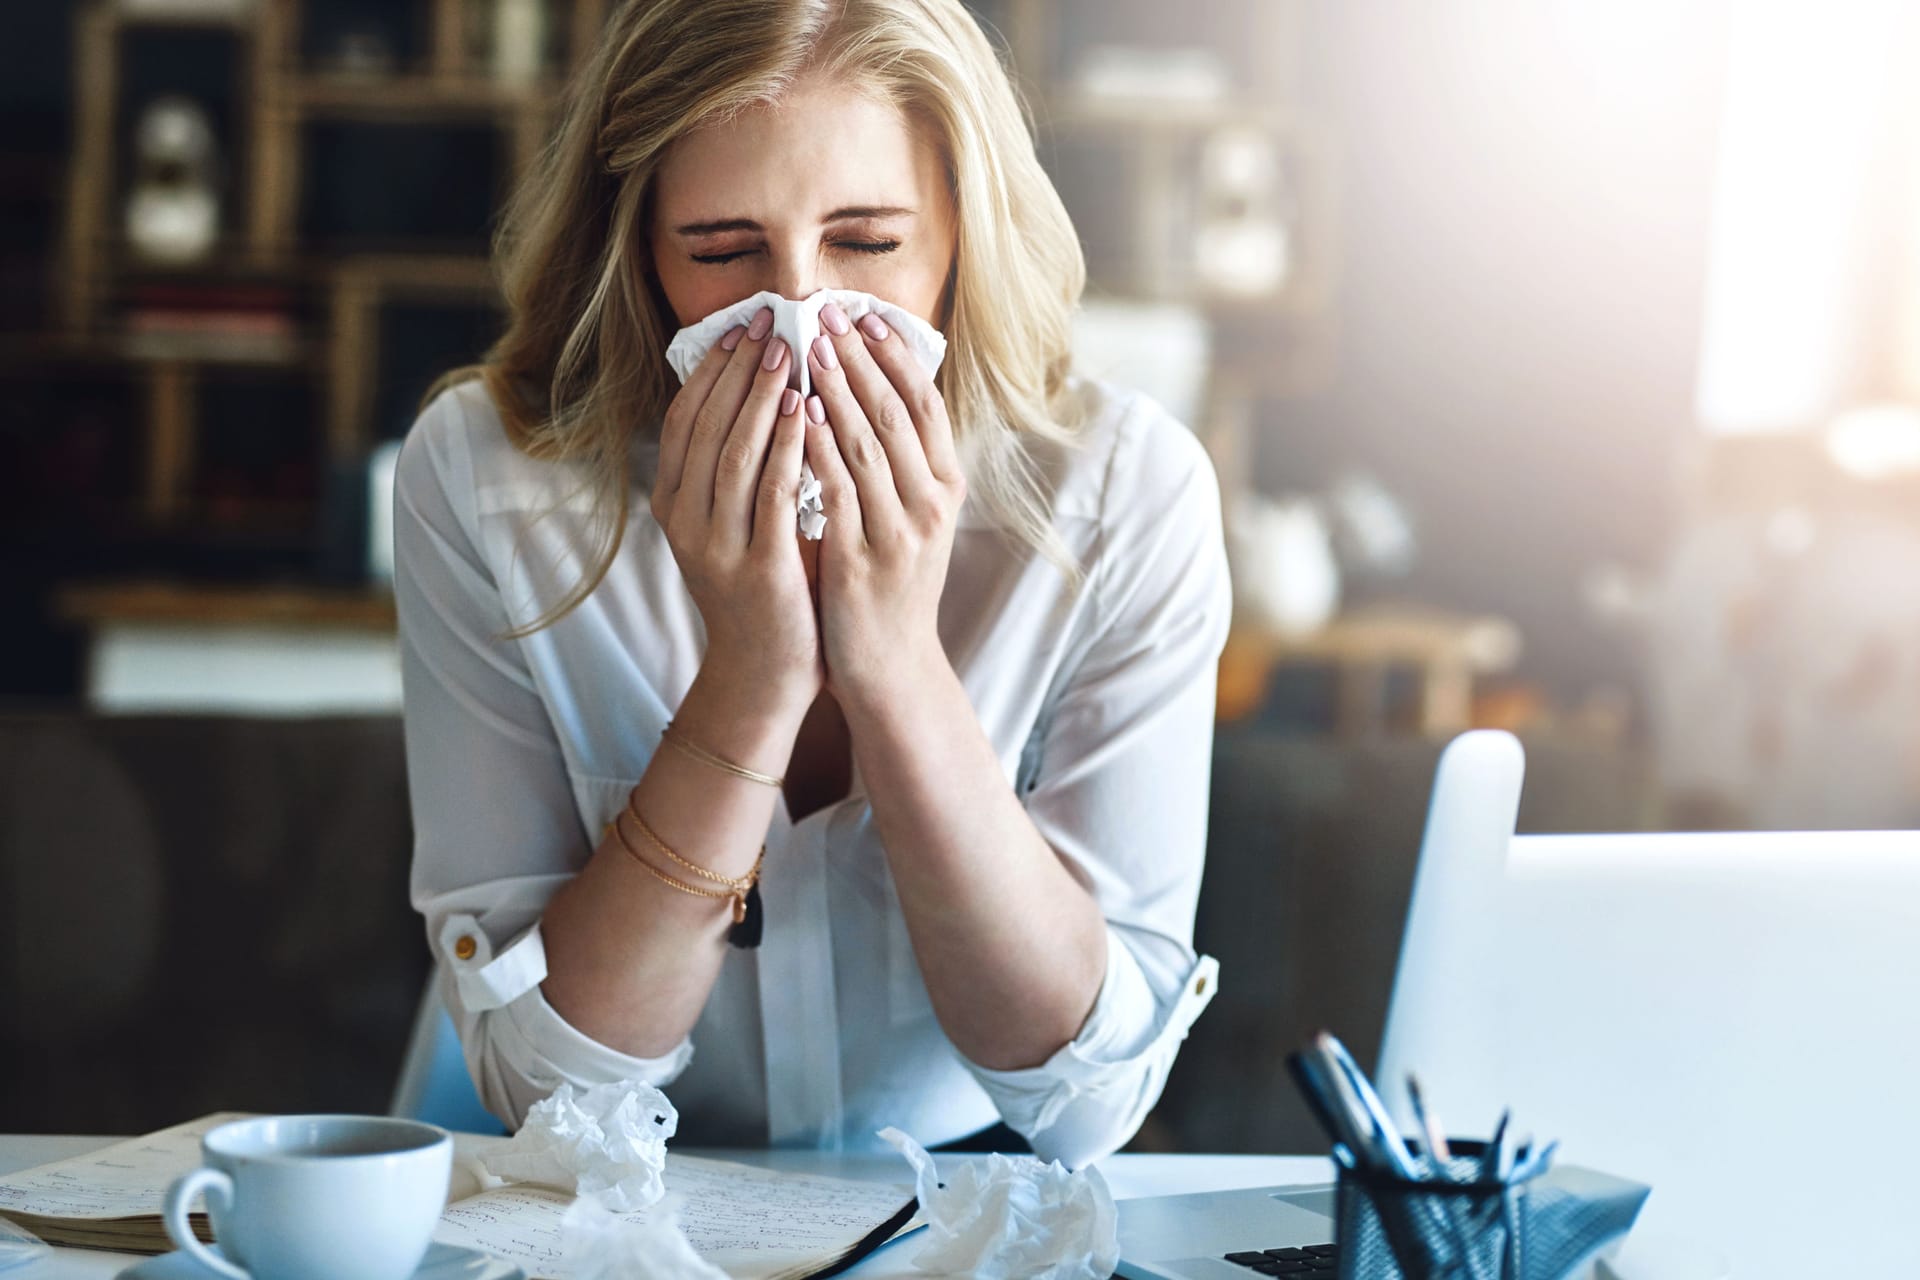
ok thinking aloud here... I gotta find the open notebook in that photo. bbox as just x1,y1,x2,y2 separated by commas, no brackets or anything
0,1114,921,1280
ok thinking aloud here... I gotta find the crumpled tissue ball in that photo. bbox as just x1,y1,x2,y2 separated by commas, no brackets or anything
878,1126,1120,1280
558,1193,727,1280
479,1080,679,1212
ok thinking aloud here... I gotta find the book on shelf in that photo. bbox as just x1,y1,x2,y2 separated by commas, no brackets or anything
0,1114,921,1280
114,0,259,19
111,280,301,360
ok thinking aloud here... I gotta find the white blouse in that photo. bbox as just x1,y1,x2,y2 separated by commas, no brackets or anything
395,370,1231,1169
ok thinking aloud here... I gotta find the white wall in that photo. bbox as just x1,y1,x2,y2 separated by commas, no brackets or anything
1275,0,1733,700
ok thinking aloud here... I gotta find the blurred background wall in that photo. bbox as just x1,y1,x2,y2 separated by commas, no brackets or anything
5,0,1920,1145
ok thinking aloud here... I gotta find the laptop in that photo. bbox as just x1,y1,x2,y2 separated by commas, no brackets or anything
1376,820,1920,1277
1115,730,1526,1279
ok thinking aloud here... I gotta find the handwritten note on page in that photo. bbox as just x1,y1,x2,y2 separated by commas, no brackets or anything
435,1154,916,1280
0,1117,915,1278
0,1114,246,1221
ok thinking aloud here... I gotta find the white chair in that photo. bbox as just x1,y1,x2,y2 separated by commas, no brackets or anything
1379,824,1920,1277
389,971,507,1135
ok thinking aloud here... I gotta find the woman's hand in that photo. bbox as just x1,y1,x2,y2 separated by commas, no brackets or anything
802,300,968,712
653,305,823,715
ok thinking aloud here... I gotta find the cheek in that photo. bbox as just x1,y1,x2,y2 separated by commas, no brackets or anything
858,250,950,326
651,259,733,329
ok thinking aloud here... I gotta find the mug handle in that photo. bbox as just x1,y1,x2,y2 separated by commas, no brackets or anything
162,1168,250,1280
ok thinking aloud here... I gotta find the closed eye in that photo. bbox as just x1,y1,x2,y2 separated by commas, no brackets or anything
691,240,902,264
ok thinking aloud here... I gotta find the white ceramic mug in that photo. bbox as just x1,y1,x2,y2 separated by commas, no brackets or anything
162,1114,452,1280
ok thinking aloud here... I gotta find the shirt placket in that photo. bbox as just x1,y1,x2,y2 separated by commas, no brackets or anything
758,802,846,1149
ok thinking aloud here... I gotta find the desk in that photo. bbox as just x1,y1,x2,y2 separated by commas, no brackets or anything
1,1135,1333,1279
55,583,402,714
1217,606,1522,734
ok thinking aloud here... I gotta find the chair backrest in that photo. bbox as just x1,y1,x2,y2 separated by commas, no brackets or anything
1379,826,1920,1275
389,971,507,1136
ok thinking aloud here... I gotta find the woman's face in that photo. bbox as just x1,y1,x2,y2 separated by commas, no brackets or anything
647,76,957,332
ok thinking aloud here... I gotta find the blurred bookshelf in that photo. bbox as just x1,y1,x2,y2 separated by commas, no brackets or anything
38,0,608,551
7,0,1335,702
0,0,606,701
976,0,1339,490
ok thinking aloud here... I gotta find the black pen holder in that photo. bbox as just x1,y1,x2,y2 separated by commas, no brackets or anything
1334,1140,1651,1280
1334,1140,1524,1280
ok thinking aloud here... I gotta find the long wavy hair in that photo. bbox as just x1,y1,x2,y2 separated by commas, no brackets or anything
421,0,1091,637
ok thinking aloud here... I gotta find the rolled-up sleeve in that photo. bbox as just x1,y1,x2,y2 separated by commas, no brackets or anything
394,386,691,1130
963,396,1233,1169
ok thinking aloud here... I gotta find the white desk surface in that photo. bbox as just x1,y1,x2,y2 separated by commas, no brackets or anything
0,1134,1333,1279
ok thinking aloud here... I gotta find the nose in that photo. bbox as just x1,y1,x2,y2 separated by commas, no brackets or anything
768,238,831,303
770,267,816,304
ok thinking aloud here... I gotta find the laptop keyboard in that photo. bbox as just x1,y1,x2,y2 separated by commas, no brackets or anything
1223,1243,1340,1274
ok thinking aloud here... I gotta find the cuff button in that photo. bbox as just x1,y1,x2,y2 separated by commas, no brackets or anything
453,934,478,961
1194,975,1208,996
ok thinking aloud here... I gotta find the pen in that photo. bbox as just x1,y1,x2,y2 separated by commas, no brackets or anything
1309,1041,1408,1177
1508,1133,1534,1184
1484,1109,1510,1183
1405,1074,1453,1174
1511,1139,1559,1183
1315,1033,1423,1181
1286,1049,1369,1161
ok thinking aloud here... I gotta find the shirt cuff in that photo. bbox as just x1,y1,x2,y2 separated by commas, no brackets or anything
964,933,1219,1138
439,912,548,1011
499,977,696,1087
438,914,695,1102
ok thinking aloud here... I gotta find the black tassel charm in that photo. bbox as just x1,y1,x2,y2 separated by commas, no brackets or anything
728,881,764,948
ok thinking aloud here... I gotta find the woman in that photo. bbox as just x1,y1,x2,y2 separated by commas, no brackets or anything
397,0,1230,1170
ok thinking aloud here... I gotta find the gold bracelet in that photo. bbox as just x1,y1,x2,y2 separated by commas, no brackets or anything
626,795,763,891
607,811,756,924
614,805,764,924
661,719,785,788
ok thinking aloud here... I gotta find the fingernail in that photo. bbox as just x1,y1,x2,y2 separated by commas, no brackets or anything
821,302,851,335
719,324,746,351
761,337,787,372
806,394,826,424
747,307,774,341
812,334,838,370
780,387,800,416
857,314,888,341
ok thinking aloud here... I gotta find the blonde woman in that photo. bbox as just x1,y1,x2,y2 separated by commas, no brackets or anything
398,0,1230,1169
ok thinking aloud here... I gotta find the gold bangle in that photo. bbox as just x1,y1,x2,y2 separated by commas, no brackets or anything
661,719,785,788
626,796,762,891
607,812,755,924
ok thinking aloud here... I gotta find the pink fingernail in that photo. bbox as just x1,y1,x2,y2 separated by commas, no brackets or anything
857,314,889,341
747,307,774,341
812,334,838,370
761,337,787,372
806,394,826,424
780,388,800,416
821,302,851,335
719,325,746,351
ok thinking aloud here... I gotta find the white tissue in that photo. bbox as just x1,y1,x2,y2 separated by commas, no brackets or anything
478,1080,679,1212
663,288,949,540
877,1127,1120,1280
557,1194,728,1280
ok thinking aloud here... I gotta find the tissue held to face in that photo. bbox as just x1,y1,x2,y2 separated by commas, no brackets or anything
646,74,956,333
642,71,960,670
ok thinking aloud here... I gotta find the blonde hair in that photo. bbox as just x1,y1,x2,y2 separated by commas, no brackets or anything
422,0,1091,638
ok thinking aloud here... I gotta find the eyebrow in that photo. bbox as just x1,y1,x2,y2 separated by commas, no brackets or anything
673,206,918,236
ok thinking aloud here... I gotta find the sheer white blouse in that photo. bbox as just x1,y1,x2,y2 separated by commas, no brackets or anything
395,371,1230,1169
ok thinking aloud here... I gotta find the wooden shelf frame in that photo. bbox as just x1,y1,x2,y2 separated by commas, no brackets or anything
995,0,1340,410
987,0,1340,535
49,0,612,543
325,253,501,461
60,3,272,334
